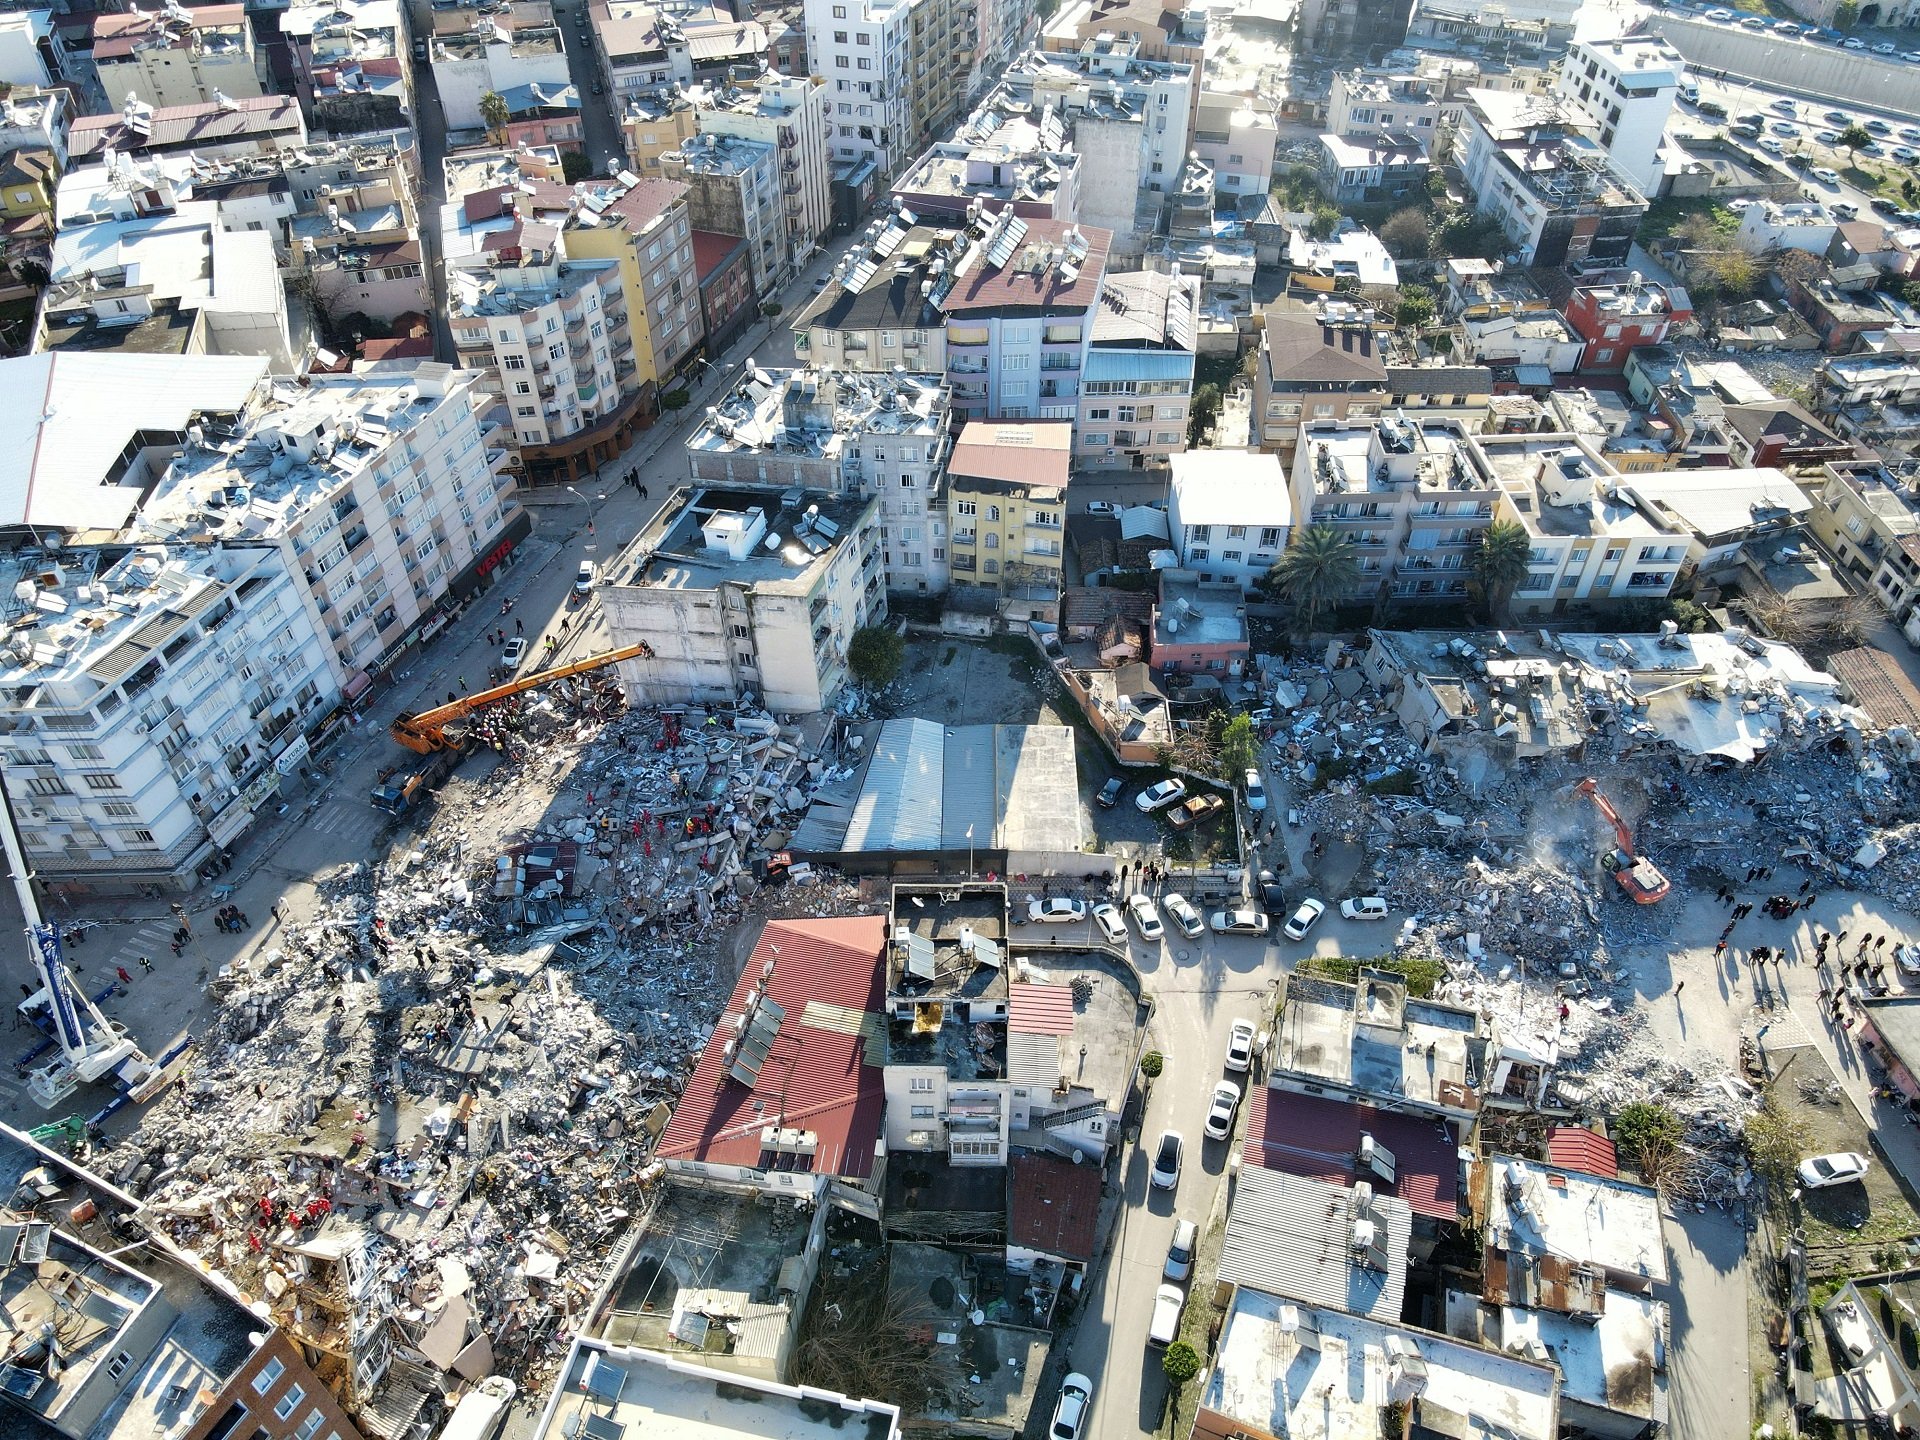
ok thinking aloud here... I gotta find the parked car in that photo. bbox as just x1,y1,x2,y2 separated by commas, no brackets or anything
1210,909,1270,937
1831,200,1860,219
497,636,528,673
574,559,596,596
1085,500,1119,517
1812,166,1842,184
1029,897,1087,924
1340,896,1391,921
1168,793,1227,830
1730,123,1762,140
1164,1219,1198,1282
1204,1080,1241,1140
1758,136,1786,155
1798,1151,1870,1188
1842,36,1866,48
1900,126,1920,143
1135,778,1187,813
1282,897,1327,940
1096,776,1126,808
1896,942,1920,975
1769,120,1800,136
1826,109,1852,124
1127,893,1164,941
1738,13,1766,25
1149,1284,1184,1347
1150,1130,1184,1190
1726,196,1756,212
1874,39,1898,53
1771,98,1799,114
1091,902,1127,946
411,38,428,59
1873,195,1905,214
1163,892,1204,938
1244,768,1267,811
1050,1375,1094,1440
1867,120,1894,135
1224,1018,1256,1073
1895,146,1920,163
1702,6,1732,17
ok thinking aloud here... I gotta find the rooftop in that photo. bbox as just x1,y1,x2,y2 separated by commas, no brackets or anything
620,485,873,594
1827,646,1920,732
1155,574,1248,649
887,884,1010,1009
948,421,1072,493
1286,226,1401,290
1090,269,1198,351
686,367,948,460
1004,955,1143,1125
1446,1287,1668,1426
1298,417,1496,499
892,120,1078,209
69,96,303,160
665,130,773,178
1276,971,1483,1114
1244,1084,1463,1221
1264,306,1388,386
532,1338,901,1440
1203,1289,1561,1440
1008,1153,1101,1262
1218,1167,1412,1320
1479,437,1669,540
1482,1154,1668,1286
1620,466,1812,539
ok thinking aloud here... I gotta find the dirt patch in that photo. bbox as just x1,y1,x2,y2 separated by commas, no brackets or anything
1770,1045,1920,1266
881,637,1068,728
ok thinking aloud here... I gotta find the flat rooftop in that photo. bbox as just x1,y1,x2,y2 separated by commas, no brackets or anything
1483,1154,1669,1285
1155,576,1247,648
686,367,947,460
887,884,1010,1005
1277,971,1481,1112
621,485,871,594
1006,954,1142,1124
1447,1287,1668,1426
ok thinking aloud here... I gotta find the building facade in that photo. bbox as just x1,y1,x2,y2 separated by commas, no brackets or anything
660,131,789,295
90,4,264,113
1077,268,1198,470
561,176,705,392
1549,36,1680,197
945,421,1070,608
696,72,835,263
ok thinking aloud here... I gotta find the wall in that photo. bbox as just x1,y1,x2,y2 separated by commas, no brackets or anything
1651,15,1920,113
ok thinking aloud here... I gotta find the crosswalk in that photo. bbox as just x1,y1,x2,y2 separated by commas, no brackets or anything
304,800,390,848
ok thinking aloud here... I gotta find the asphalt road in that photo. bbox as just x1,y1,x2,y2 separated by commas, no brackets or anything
553,0,628,174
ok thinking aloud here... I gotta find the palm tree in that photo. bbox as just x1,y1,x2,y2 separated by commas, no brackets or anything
1266,525,1359,639
1471,518,1533,622
479,91,511,146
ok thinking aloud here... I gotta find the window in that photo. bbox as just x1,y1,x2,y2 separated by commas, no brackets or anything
983,558,999,574
1604,545,1626,561
834,27,847,39
67,745,104,761
82,774,121,791
1260,528,1282,548
106,1350,135,1380
503,355,526,371
296,1414,326,1440
857,56,870,67
910,1105,935,1117
514,381,531,395
275,1386,306,1422
1227,525,1247,539
253,1358,286,1394
909,1076,934,1092
856,30,870,41
955,500,976,516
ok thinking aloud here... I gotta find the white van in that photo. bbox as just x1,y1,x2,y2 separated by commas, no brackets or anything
1149,1284,1184,1347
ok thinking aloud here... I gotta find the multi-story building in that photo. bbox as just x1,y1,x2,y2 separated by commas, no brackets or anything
90,3,264,113
1254,303,1388,463
277,0,406,123
560,175,705,394
693,72,835,263
1326,68,1443,141
686,366,953,593
945,421,1069,608
445,198,639,485
1563,278,1691,372
1480,433,1688,613
1733,200,1838,257
285,137,427,324
1316,133,1430,204
1805,459,1920,620
1298,0,1413,59
891,111,1082,224
660,131,788,294
1550,35,1680,197
1289,416,1500,606
0,11,60,92
496,81,584,153
1077,268,1198,470
804,0,970,181
604,484,886,712
1190,89,1278,205
429,9,570,132
1040,0,1205,66
692,228,755,353
622,87,700,177
1167,450,1291,589
0,86,72,170
69,95,306,168
1457,88,1646,269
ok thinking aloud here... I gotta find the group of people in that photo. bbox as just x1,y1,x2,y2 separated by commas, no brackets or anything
212,904,251,934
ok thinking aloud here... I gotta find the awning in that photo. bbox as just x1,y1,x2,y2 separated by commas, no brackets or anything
343,670,373,702
1515,365,1553,387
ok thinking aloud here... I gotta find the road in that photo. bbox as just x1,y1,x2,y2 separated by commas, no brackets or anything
553,0,628,174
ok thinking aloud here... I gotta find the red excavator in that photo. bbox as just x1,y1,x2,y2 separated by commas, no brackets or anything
1573,777,1670,904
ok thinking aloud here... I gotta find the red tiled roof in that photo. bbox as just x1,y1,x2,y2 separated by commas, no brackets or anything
598,177,688,233
1009,1154,1101,1262
1827,646,1920,732
1008,981,1076,1036
1546,1126,1618,1179
940,217,1111,316
1243,1085,1461,1221
657,916,887,1181
361,333,434,361
690,227,744,281
463,186,515,223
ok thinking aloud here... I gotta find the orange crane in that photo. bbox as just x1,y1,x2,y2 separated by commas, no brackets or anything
390,642,653,754
1573,777,1671,905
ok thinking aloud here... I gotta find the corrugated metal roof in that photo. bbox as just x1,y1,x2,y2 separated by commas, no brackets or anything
1217,1167,1411,1321
940,724,997,850
842,718,944,851
1007,1030,1060,1088
1009,981,1075,1035
1083,350,1196,383
1244,1085,1462,1221
1009,1154,1101,1262
1546,1126,1618,1180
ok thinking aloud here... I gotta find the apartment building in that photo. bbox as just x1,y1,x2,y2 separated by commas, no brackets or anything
0,86,72,170
891,109,1082,223
604,484,886,712
1326,68,1443,141
945,421,1070,607
1457,89,1646,268
430,8,570,132
685,366,954,594
1254,303,1388,462
286,138,426,324
1563,278,1691,372
90,3,264,113
278,0,406,120
446,196,638,485
1077,268,1198,470
561,175,705,394
622,87,700,177
1298,0,1413,59
69,95,306,167
1167,450,1291,589
1191,89,1278,204
694,72,834,262
1550,36,1680,197
660,132,788,294
1805,459,1920,620
804,0,971,180
693,229,755,352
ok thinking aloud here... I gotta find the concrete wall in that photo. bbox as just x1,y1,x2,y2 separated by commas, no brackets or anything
1651,15,1920,111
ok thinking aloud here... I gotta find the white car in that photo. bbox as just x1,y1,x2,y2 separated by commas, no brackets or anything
1029,897,1087,924
1798,1151,1870,1188
573,559,596,596
1050,1374,1094,1440
1897,942,1920,976
1210,909,1270,937
1136,778,1187,813
1091,901,1127,946
1149,1283,1184,1347
1726,197,1755,213
1150,1129,1184,1189
1127,893,1164,941
1758,137,1786,156
1896,146,1920,163
1282,897,1327,940
1205,1079,1241,1140
1224,1018,1256,1073
1812,166,1841,184
1085,500,1119,517
1163,892,1205,939
1244,768,1267,811
1832,200,1860,219
1340,896,1390,922
1165,1219,1198,1282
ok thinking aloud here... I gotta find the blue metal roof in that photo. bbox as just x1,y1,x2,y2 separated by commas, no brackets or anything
1083,350,1197,383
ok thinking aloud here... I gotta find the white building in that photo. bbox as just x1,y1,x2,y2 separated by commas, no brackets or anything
0,86,70,169
1550,36,1680,197
430,11,571,132
0,12,59,90
1736,200,1839,257
1327,68,1444,141
1167,450,1292,590
804,0,962,182
90,3,265,114
686,367,954,596
604,484,886,713
1078,268,1198,471
695,72,835,262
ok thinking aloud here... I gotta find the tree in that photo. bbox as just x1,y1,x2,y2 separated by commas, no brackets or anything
1188,383,1222,446
1746,1095,1811,1192
1838,123,1873,163
1834,0,1859,27
1395,284,1436,329
1266,526,1359,640
1434,208,1505,261
478,91,511,145
1470,518,1532,622
1613,1102,1684,1185
1771,247,1824,290
1380,205,1431,260
1162,1340,1201,1389
1310,205,1341,240
1217,713,1257,784
561,150,593,183
847,625,904,687
1139,1050,1164,1081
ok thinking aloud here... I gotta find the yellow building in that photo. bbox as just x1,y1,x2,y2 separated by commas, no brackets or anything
621,91,699,179
0,146,57,221
945,421,1071,613
561,176,705,390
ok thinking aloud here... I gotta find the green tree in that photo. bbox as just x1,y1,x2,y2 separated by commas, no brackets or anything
1434,208,1505,260
1838,123,1873,163
1139,1050,1164,1080
1834,0,1859,27
1470,518,1533,622
1217,713,1257,784
478,90,511,145
1668,597,1712,633
1613,1102,1684,1184
847,625,905,687
561,150,593,183
1380,205,1431,259
1395,284,1436,329
1310,205,1341,240
1162,1340,1201,1389
1266,525,1359,640
1746,1095,1811,1192
1188,383,1222,446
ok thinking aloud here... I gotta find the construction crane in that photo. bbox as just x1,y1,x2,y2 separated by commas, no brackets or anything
1573,777,1671,905
0,775,161,1109
388,642,653,754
